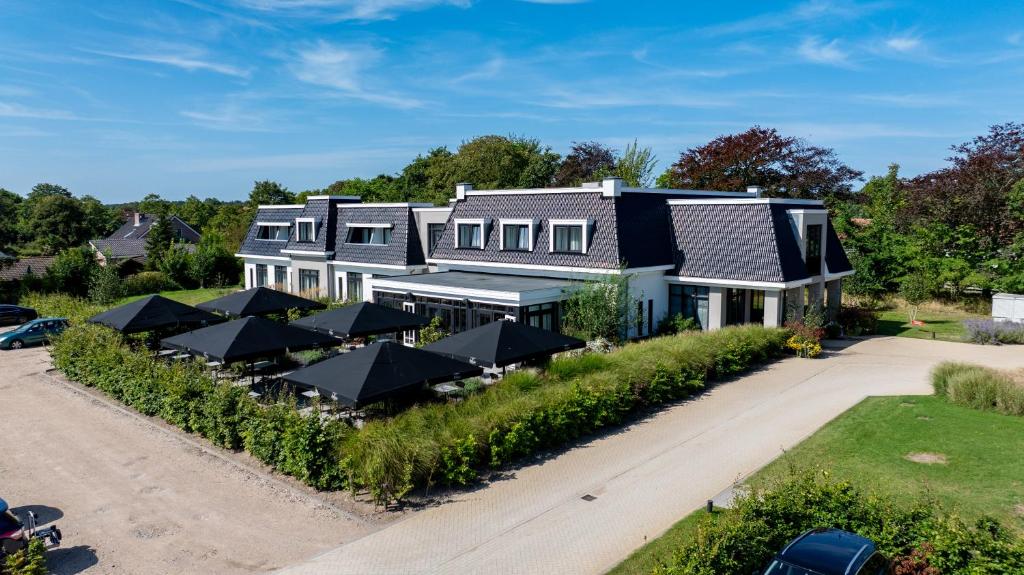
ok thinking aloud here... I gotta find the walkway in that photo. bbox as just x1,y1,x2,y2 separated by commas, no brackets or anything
277,337,1024,575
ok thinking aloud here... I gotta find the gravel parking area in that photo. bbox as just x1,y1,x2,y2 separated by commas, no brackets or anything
0,341,379,574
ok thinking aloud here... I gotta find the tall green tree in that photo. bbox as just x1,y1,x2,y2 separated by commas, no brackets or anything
0,188,22,251
19,192,86,253
615,139,658,187
247,180,294,207
145,213,175,269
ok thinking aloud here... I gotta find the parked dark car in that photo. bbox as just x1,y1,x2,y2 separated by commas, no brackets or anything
0,318,69,350
762,528,890,575
0,305,37,326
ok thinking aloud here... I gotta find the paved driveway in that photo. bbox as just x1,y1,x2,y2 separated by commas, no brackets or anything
278,337,1024,575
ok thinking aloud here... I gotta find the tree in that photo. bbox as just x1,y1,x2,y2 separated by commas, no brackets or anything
80,195,120,239
159,242,196,288
662,126,863,199
138,193,169,216
554,141,616,186
177,195,222,232
145,214,175,269
396,146,456,205
26,182,70,200
447,135,560,191
89,258,125,304
615,139,657,187
0,188,22,251
899,271,931,324
248,180,294,207
189,231,241,287
19,193,86,253
45,246,98,296
206,203,255,252
561,273,638,343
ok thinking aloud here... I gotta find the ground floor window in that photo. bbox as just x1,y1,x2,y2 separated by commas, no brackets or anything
255,264,268,288
373,291,548,334
298,269,319,293
347,272,363,301
725,288,745,325
749,290,765,324
274,266,287,290
523,302,558,332
668,284,710,329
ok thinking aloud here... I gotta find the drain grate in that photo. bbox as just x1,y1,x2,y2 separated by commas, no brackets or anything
581,494,597,502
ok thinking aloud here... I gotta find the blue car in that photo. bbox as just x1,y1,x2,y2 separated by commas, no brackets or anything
0,318,69,350
762,528,890,575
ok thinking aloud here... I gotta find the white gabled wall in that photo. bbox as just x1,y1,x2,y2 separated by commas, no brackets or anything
627,270,670,338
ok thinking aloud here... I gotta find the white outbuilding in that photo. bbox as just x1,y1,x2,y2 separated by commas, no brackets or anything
992,293,1024,323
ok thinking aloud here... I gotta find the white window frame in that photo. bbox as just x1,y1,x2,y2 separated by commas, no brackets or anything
454,218,489,250
548,219,591,254
344,222,394,246
255,222,291,241
295,217,316,243
499,218,538,252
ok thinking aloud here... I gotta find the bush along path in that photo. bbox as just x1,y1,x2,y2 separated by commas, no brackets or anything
50,317,789,507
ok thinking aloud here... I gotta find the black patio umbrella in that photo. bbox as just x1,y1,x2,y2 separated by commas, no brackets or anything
290,302,430,338
423,320,585,368
196,286,325,318
87,295,224,335
282,341,483,408
160,316,338,364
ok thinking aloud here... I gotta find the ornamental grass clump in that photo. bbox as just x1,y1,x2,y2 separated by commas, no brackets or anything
931,362,1024,416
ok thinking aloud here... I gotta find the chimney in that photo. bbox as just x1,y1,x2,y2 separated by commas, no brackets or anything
746,185,764,198
601,177,623,197
455,183,473,200
133,212,142,226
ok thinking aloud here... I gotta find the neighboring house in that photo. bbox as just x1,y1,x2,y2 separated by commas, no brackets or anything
0,256,57,283
89,212,201,268
237,179,853,338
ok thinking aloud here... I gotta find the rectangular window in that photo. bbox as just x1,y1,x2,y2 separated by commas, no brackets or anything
522,302,558,332
457,223,482,248
346,226,392,245
256,225,290,240
502,224,531,251
297,220,315,242
552,225,583,253
255,264,268,288
805,224,822,276
749,290,765,324
428,223,445,253
298,269,319,293
346,272,363,301
274,266,287,290
725,288,745,326
668,284,710,330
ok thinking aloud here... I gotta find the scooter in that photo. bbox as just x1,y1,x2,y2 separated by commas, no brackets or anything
0,498,62,559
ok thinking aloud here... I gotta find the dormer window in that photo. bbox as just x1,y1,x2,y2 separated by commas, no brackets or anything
296,218,316,242
549,219,590,254
805,224,822,275
500,219,536,251
255,222,291,241
455,218,488,249
346,223,392,245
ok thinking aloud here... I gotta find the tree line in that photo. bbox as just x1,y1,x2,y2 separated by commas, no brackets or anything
3,125,1022,301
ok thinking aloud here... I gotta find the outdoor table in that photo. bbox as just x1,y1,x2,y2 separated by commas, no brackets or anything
205,360,223,368
247,391,261,398
171,353,191,361
300,389,319,398
432,383,460,398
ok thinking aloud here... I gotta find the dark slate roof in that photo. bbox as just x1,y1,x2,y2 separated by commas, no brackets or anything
284,198,335,253
333,206,425,266
0,256,56,281
237,206,304,257
669,202,810,283
107,214,200,243
825,220,853,274
430,191,701,270
92,238,147,259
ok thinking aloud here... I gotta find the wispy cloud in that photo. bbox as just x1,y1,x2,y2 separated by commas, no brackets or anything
533,89,731,109
854,93,963,108
290,41,422,108
885,36,921,52
179,145,422,172
1009,32,1022,46
180,103,273,131
232,0,470,21
450,56,505,84
81,43,251,78
702,0,883,36
798,37,851,66
0,101,77,120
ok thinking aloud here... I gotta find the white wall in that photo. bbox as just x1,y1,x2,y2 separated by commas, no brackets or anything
242,258,291,290
628,270,670,338
993,293,1024,323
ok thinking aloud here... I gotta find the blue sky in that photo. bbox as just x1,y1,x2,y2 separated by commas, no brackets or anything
1,0,1022,203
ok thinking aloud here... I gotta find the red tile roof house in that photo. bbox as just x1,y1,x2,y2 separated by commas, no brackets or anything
89,212,201,269
236,178,853,339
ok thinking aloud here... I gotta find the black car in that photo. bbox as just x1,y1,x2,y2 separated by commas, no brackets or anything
762,528,889,575
0,305,37,326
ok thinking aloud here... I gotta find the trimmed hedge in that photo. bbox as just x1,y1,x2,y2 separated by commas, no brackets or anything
653,470,1024,574
50,316,788,505
932,362,1024,416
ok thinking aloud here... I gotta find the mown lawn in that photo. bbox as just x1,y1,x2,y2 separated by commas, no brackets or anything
117,286,239,307
875,304,984,342
609,396,1024,575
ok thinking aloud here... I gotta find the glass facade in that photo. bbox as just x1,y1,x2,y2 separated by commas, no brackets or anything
255,264,267,287
668,284,710,329
552,225,583,253
373,291,558,334
274,266,287,289
347,272,363,301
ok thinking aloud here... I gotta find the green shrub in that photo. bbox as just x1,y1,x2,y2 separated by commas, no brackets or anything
123,271,182,296
931,362,1024,416
50,323,345,490
657,313,700,336
2,538,48,575
654,470,1024,575
19,292,103,325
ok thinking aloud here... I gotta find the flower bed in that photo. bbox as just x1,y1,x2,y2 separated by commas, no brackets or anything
963,319,1024,344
